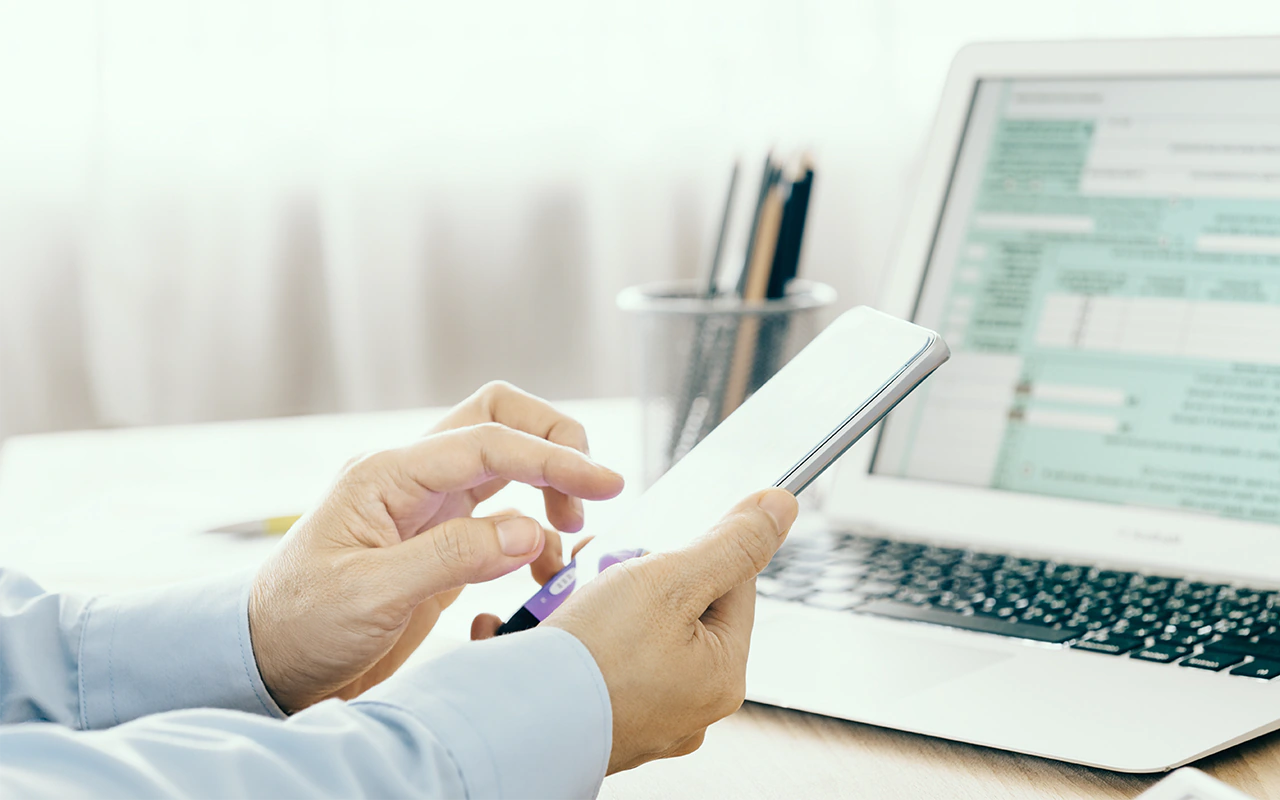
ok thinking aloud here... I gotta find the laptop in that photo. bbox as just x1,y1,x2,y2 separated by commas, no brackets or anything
744,37,1280,773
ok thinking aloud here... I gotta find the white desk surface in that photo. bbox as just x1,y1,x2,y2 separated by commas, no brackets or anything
0,400,642,598
1,399,1277,799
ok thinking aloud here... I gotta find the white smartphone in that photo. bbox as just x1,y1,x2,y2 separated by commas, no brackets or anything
497,306,949,634
605,305,949,556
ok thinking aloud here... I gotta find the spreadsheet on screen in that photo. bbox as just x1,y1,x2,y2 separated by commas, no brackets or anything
874,77,1280,524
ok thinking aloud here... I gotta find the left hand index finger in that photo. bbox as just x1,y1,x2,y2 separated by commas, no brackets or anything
431,382,594,530
432,381,590,453
419,423,620,494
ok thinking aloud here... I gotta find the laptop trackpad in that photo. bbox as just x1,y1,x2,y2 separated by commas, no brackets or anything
748,610,1014,715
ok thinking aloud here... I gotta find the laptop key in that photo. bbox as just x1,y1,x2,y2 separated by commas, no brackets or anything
1179,650,1245,671
1071,635,1143,655
856,600,1082,643
1130,644,1190,663
1229,659,1280,680
769,535,1280,674
1204,637,1280,662
1157,630,1211,648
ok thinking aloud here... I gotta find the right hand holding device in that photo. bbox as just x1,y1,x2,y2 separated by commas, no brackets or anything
474,488,799,774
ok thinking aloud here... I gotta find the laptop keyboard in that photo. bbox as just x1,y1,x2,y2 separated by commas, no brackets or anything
758,531,1280,680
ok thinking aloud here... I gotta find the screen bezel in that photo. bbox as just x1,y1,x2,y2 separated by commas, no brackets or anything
823,37,1280,585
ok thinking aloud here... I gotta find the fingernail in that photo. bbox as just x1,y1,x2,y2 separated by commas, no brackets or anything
497,517,541,556
758,491,798,534
570,496,584,520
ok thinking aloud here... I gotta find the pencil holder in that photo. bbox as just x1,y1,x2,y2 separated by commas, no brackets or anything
617,279,837,487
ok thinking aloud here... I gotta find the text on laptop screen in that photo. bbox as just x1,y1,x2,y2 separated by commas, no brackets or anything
873,77,1280,524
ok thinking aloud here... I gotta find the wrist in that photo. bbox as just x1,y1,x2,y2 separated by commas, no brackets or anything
247,569,297,713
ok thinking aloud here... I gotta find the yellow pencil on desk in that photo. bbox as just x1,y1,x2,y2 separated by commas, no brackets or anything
207,515,302,537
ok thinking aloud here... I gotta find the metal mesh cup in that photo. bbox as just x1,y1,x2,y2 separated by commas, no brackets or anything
617,279,837,487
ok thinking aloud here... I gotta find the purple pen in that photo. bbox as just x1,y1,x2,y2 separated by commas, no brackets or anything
494,548,650,636
494,559,578,636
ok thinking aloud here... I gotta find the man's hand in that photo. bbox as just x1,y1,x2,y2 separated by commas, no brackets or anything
249,382,625,713
472,488,800,774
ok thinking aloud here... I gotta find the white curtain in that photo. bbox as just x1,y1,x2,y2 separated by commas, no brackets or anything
3,0,1279,441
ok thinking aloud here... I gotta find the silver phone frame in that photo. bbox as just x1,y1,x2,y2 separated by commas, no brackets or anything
776,334,951,496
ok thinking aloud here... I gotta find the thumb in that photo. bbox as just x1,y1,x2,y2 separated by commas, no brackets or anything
672,489,799,615
381,514,546,601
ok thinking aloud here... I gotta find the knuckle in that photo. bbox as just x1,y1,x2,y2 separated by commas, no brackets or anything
336,450,395,497
630,553,677,593
466,422,507,462
605,558,672,612
341,450,372,472
352,448,396,476
471,420,508,439
352,558,414,631
604,558,648,593
478,380,518,409
551,417,589,450
431,519,480,571
725,515,775,574
743,503,781,535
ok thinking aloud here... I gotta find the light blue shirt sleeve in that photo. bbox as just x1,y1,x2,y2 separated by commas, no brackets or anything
0,567,284,727
0,568,613,798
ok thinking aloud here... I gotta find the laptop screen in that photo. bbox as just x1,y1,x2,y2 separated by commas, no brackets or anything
872,77,1280,525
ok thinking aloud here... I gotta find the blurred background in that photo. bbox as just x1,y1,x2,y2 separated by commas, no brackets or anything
4,0,1280,443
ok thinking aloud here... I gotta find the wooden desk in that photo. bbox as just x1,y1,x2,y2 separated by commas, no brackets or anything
601,704,1280,799
2,400,1278,799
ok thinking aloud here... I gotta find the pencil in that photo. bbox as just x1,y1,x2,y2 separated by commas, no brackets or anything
767,159,813,300
752,160,815,389
720,181,787,418
734,154,778,297
208,515,303,537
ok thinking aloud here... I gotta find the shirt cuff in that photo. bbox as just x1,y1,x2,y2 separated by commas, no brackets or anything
354,627,612,799
77,571,286,729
